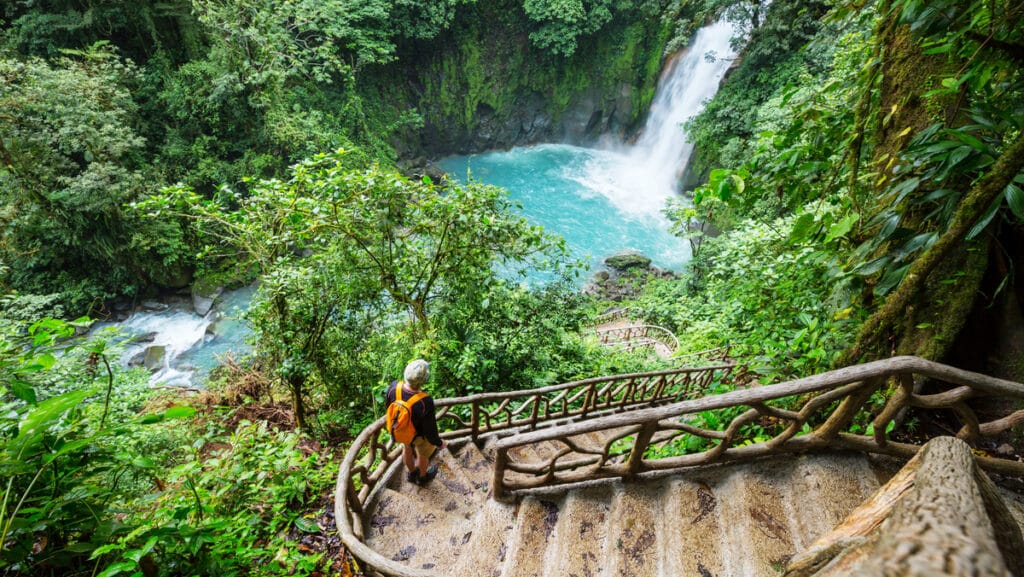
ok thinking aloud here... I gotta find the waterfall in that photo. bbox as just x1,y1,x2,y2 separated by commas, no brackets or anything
571,20,738,220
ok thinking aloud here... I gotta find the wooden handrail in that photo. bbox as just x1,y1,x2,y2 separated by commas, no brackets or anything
490,356,1024,500
594,323,681,352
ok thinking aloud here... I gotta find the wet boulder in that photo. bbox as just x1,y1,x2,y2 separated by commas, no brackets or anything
142,345,166,372
604,252,652,271
192,286,223,316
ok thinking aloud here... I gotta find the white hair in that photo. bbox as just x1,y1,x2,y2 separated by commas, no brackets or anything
403,359,430,389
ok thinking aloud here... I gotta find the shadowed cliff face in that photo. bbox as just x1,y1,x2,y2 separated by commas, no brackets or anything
391,14,671,158
413,73,649,157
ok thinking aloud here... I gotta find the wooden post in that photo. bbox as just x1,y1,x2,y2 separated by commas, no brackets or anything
623,422,658,479
492,447,509,502
581,385,595,419
785,437,1021,577
470,400,480,442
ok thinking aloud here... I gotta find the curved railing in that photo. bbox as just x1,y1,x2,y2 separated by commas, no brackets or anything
334,364,734,576
335,356,1024,576
592,307,630,325
491,356,1024,500
674,345,731,363
594,323,681,353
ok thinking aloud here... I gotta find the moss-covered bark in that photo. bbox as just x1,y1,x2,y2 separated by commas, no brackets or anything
840,133,1024,365
395,0,673,155
835,1,1022,366
872,8,960,186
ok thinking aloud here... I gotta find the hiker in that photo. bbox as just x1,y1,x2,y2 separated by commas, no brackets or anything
385,359,446,485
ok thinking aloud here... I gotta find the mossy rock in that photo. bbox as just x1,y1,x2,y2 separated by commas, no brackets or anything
604,253,652,271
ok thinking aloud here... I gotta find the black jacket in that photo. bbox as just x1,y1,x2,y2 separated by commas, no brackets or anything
385,380,443,447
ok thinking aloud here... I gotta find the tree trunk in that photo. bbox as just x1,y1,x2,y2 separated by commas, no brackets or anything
289,374,308,431
785,437,1023,577
274,293,307,430
839,133,1024,365
838,0,987,365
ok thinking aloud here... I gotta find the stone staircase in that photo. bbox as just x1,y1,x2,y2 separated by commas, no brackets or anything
339,357,1024,577
362,435,889,577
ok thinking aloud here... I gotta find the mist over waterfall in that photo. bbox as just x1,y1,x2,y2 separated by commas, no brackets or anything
631,20,738,192
573,19,739,218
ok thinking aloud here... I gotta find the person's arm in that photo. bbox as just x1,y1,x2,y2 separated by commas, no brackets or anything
415,396,444,447
384,380,397,407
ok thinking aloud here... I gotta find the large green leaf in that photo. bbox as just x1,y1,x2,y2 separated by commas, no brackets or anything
162,406,197,420
9,389,93,457
293,516,321,533
789,213,817,243
824,212,859,244
1004,182,1024,221
874,264,910,296
10,379,37,405
966,196,1002,240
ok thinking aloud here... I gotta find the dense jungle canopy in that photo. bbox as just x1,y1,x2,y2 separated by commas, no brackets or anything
0,0,1022,575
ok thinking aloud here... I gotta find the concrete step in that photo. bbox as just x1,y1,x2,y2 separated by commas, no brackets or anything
604,483,661,577
785,452,882,549
719,461,799,576
501,496,562,577
452,440,494,493
661,477,731,577
364,488,468,572
451,497,518,577
365,449,895,577
545,486,614,577
382,448,484,523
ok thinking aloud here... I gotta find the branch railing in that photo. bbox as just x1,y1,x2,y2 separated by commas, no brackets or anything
491,356,1024,500
594,324,680,353
592,307,630,325
334,363,734,573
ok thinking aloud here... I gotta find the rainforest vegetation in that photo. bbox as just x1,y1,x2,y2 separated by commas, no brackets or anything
1,0,1022,575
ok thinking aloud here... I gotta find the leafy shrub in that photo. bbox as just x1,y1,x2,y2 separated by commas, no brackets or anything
101,420,335,577
636,215,860,380
0,317,194,575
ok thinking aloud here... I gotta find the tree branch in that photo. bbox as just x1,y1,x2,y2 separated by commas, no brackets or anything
966,32,1024,66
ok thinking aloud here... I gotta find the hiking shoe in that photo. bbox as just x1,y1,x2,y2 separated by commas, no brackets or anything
417,464,439,485
406,469,420,483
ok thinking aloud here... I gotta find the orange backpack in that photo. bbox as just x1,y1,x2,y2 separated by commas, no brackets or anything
386,382,427,444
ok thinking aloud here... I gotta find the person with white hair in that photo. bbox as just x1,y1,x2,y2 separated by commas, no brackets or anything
384,359,446,485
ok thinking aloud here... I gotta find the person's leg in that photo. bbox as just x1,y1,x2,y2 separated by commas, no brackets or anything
402,443,416,472
412,437,438,478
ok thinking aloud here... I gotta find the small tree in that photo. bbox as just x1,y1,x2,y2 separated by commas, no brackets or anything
141,151,568,428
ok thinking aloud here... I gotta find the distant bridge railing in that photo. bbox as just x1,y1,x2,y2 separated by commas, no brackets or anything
335,362,735,573
592,307,630,325
491,356,1024,500
594,324,680,353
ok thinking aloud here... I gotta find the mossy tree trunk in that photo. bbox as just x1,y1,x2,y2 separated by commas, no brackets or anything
838,1,1019,365
840,133,1024,365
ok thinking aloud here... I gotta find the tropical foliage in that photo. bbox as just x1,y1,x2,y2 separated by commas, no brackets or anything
1,0,1022,575
137,151,581,428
